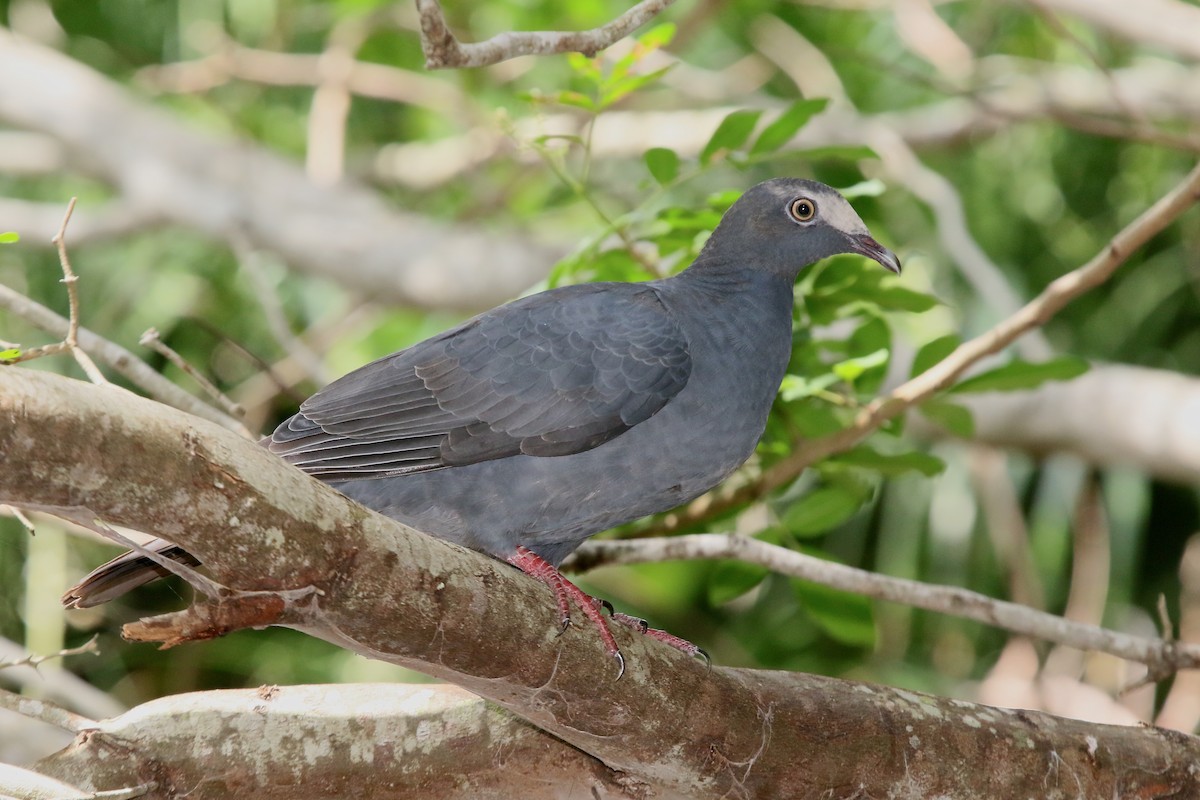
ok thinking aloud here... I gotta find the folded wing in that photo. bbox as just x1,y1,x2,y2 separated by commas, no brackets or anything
267,283,692,481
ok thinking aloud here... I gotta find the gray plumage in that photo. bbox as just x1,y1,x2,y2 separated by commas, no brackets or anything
64,178,900,618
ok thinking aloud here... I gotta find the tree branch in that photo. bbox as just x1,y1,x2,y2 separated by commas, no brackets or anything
566,534,1200,676
34,684,650,800
0,284,248,434
0,28,561,313
2,367,1198,796
415,0,678,69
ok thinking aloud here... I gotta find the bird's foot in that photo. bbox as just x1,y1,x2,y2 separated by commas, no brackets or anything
507,546,709,677
609,611,710,668
507,546,625,678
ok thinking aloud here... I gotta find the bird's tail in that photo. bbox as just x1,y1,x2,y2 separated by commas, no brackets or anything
61,539,201,609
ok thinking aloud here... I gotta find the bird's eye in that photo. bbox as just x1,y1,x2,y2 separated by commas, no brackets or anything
788,197,817,223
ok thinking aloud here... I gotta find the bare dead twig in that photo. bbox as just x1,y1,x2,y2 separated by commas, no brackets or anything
415,0,678,69
650,160,1200,534
568,534,1200,678
0,635,99,671
1,198,108,383
0,285,250,434
234,238,330,386
139,328,255,439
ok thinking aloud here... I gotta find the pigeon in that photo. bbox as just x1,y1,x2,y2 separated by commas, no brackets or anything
63,178,900,676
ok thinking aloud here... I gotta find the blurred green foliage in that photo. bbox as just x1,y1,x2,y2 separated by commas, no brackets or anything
1,0,1198,713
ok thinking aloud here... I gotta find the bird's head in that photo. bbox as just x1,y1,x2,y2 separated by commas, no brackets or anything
697,178,901,279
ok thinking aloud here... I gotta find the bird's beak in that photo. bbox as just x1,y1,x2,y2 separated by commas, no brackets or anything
849,234,902,275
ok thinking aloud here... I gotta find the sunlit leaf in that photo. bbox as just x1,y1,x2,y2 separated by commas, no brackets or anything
601,65,673,108
0,348,20,360
700,110,762,165
911,334,961,378
839,179,887,199
779,372,838,401
636,22,676,50
950,356,1090,393
548,90,597,111
566,53,602,83
750,98,828,156
0,232,18,244
832,348,888,382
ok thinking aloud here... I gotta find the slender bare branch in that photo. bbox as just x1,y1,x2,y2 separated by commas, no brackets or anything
139,327,254,438
569,534,1200,675
0,635,99,671
415,0,677,69
0,284,247,433
2,198,109,383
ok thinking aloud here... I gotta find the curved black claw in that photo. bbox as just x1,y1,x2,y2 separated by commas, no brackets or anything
599,598,615,615
614,649,626,681
556,617,572,637
696,647,712,670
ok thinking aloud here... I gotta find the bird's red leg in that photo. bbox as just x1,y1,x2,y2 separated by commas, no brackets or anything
608,612,709,666
507,546,626,678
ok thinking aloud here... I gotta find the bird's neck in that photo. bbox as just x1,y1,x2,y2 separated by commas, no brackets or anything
672,252,795,299
660,257,798,348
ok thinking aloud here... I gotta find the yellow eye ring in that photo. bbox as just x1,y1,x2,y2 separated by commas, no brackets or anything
788,197,817,222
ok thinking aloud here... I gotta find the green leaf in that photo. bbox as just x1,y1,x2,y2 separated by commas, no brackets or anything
831,348,888,383
707,561,769,605
548,90,597,111
601,65,673,108
750,99,828,156
779,372,838,401
950,356,1090,394
643,147,680,186
782,485,868,537
919,399,975,438
0,232,18,244
911,334,961,378
831,445,946,477
793,577,876,647
700,110,763,165
636,21,676,50
566,53,602,83
787,401,848,437
855,285,939,312
0,348,20,360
